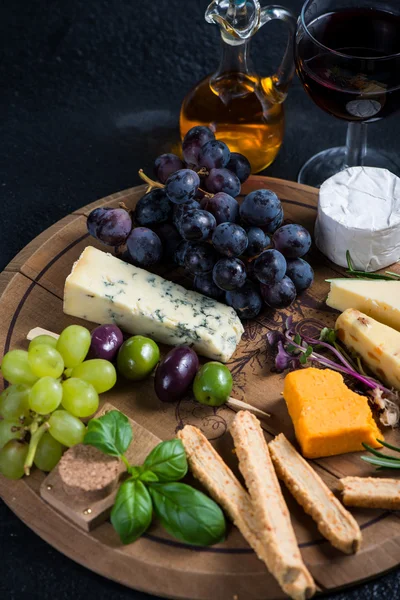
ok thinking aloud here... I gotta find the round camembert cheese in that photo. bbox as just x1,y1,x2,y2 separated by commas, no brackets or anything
315,167,400,272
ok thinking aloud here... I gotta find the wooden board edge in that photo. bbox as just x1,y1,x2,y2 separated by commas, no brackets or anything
0,476,282,600
3,214,83,275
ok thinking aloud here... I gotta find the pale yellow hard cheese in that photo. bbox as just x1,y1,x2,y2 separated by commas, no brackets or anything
335,308,400,391
327,279,400,331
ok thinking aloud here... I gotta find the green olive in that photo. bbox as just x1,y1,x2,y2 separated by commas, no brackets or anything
193,362,233,407
117,336,160,381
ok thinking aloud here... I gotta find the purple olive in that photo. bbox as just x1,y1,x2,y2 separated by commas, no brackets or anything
89,325,124,361
154,346,199,403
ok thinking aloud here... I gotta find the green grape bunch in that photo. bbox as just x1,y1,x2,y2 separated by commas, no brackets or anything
0,324,118,480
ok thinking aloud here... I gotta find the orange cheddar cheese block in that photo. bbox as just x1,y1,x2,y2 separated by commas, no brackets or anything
283,367,383,459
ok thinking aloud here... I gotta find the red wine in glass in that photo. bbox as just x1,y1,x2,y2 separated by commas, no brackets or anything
296,9,400,121
295,1,400,187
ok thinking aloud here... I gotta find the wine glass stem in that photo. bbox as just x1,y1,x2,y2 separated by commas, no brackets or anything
345,122,368,168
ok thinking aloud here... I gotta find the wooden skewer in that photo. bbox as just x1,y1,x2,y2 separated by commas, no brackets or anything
27,327,59,341
26,327,271,420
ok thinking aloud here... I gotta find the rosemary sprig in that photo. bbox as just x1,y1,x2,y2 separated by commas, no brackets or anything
346,250,400,281
361,441,400,469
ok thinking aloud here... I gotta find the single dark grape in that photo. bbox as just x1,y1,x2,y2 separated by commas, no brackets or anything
87,207,107,237
213,258,247,291
212,223,248,257
226,153,251,183
182,126,215,166
245,227,270,256
285,258,314,292
264,208,284,234
154,153,184,184
172,199,201,228
225,281,263,319
193,273,225,301
273,224,312,258
177,209,216,242
260,276,297,309
204,168,241,197
254,249,286,285
165,169,200,204
240,189,282,227
152,223,182,260
134,189,172,226
198,140,230,170
126,227,162,267
184,243,218,275
200,192,239,224
87,207,132,246
89,325,124,361
174,240,192,267
154,346,199,403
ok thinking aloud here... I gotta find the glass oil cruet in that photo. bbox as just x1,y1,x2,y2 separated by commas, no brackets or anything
180,0,297,173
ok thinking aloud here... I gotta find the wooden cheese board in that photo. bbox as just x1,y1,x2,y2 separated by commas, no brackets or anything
1,175,400,600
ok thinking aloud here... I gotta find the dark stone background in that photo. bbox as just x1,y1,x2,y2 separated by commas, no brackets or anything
1,0,399,598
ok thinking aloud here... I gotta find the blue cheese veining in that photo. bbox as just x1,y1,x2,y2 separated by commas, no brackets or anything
63,246,244,362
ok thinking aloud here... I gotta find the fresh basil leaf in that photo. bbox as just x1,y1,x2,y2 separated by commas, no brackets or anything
128,466,141,479
111,480,153,544
84,410,132,457
138,469,159,483
149,482,226,546
143,439,187,482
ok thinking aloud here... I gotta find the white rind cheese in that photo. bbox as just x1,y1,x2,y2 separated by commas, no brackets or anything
315,167,400,272
64,246,244,362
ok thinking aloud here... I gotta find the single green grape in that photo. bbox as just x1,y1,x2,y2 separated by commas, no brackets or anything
1,350,38,386
0,384,31,422
61,378,99,418
48,410,86,447
56,325,91,368
69,359,117,393
28,335,58,350
34,432,64,472
117,336,160,381
0,420,25,450
0,440,29,479
28,345,64,379
29,377,63,415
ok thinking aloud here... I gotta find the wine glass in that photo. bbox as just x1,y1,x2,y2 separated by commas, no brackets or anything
295,0,400,187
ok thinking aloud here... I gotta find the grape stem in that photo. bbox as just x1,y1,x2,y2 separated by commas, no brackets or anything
24,421,50,476
138,169,214,199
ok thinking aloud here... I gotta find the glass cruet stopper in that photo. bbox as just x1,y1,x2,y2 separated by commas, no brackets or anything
206,0,261,44
206,0,296,101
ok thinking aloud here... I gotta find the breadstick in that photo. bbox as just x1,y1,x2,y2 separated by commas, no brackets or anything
340,476,400,510
178,424,315,600
229,412,316,600
269,434,361,554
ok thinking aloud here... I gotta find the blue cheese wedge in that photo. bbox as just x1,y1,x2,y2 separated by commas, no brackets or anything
64,246,244,362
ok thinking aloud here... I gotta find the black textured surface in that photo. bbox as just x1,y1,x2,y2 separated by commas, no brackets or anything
1,1,400,598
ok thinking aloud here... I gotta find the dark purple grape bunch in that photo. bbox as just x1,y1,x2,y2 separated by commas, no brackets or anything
224,192,314,317
86,124,314,320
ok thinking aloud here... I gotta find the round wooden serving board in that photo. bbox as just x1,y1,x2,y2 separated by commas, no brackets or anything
1,176,400,600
